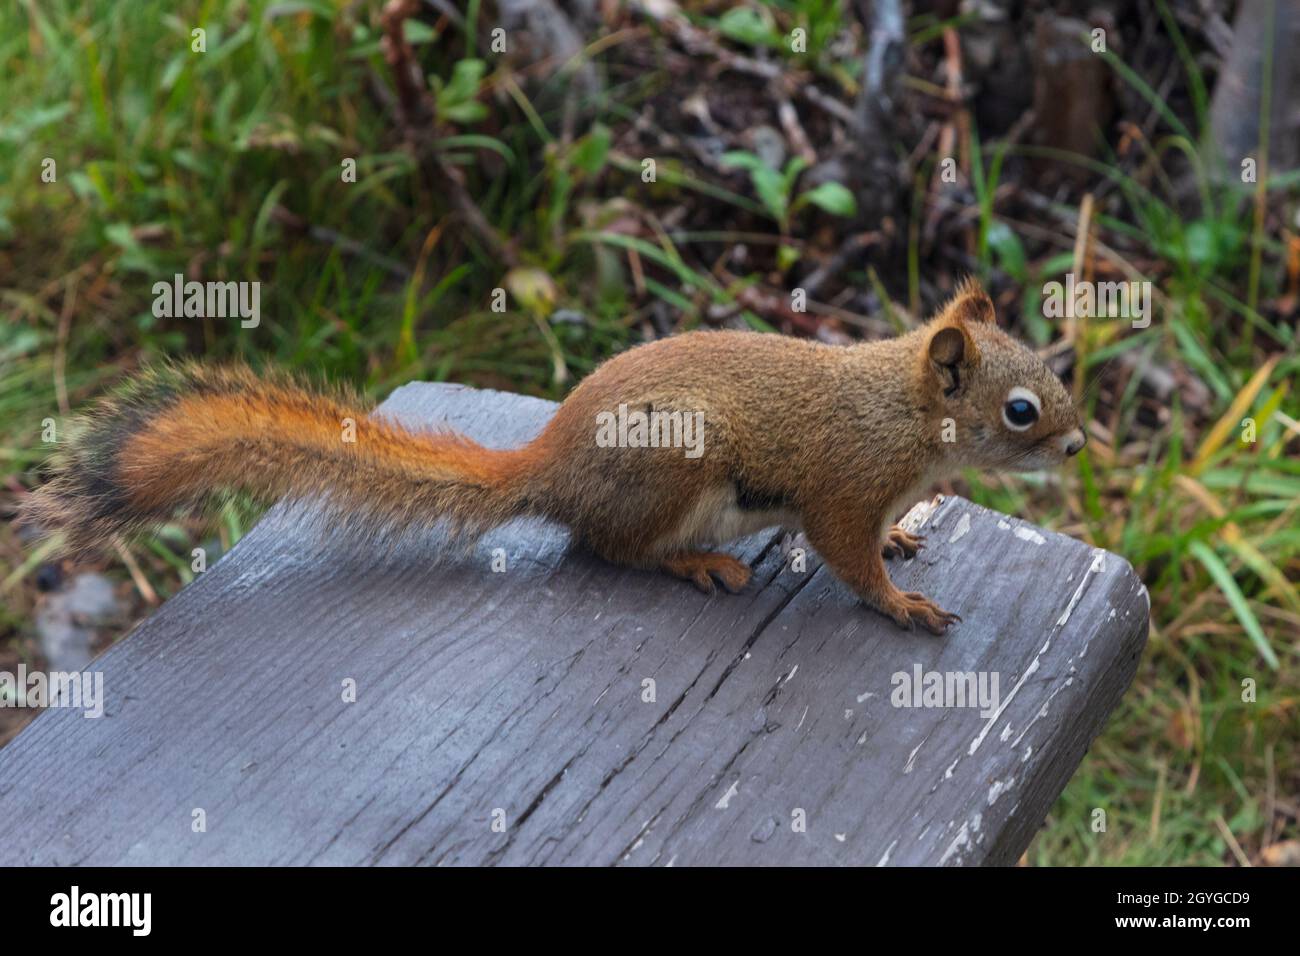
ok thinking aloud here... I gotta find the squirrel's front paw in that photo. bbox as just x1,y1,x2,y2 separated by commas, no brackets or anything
882,525,924,560
878,589,961,635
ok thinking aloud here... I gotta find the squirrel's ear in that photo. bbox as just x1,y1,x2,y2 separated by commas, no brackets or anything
946,278,996,325
926,323,979,396
928,326,966,366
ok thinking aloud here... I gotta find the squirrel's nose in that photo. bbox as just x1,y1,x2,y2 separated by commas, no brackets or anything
1064,428,1087,457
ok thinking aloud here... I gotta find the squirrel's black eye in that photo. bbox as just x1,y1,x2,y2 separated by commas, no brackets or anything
1003,398,1038,430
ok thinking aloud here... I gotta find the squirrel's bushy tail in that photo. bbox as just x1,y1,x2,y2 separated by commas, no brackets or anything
20,362,540,553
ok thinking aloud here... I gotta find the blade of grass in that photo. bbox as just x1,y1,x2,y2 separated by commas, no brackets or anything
1190,355,1280,474
1189,540,1280,670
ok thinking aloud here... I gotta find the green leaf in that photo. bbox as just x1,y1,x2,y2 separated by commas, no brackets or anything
799,181,857,217
720,150,767,173
445,59,484,100
781,156,809,196
1171,320,1232,403
159,53,187,93
103,223,158,274
0,103,73,142
435,59,488,125
1189,540,1279,670
1182,219,1242,268
722,151,790,221
403,19,438,45
262,0,335,17
751,166,788,222
436,134,516,164
986,220,1026,279
570,124,611,175
716,7,780,48
103,222,134,248
442,100,487,124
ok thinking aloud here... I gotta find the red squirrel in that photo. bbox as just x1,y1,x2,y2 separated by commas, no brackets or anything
22,279,1084,634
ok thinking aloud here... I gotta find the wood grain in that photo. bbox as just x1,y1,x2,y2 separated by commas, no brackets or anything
0,382,1149,866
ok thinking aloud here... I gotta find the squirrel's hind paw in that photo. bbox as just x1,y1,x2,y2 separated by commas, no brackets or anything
661,551,752,595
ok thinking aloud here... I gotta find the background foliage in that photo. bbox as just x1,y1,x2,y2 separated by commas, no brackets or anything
1,0,1297,865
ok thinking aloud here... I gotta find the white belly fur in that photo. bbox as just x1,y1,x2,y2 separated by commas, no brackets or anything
651,484,800,556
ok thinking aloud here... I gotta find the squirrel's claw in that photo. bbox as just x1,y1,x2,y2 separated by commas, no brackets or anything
662,551,752,595
881,589,960,635
882,526,925,560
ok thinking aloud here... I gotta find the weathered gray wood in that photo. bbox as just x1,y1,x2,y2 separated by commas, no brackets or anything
0,382,1149,866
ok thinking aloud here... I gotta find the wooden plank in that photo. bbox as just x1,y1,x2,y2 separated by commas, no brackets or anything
0,382,1149,866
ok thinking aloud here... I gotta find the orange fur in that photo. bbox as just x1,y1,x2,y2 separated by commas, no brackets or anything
22,280,1083,635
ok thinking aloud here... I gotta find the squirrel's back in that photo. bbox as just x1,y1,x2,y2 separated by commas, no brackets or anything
21,332,894,562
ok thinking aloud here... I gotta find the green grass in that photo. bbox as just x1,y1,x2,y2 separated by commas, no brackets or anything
1,1,1297,865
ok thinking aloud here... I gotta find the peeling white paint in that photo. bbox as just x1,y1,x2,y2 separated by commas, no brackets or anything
1013,526,1046,545
785,665,798,682
940,820,970,864
948,512,972,543
876,839,898,866
1012,678,1074,748
962,547,1107,764
988,777,1015,805
968,655,1039,756
952,548,1109,780
1000,724,1013,742
997,519,1011,530
1022,746,1033,763
844,709,853,720
715,780,739,809
795,705,809,731
835,833,846,842
1056,548,1107,626
904,741,924,774
899,496,943,533
856,691,875,703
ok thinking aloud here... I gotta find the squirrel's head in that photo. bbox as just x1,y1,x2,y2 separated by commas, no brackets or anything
920,279,1086,471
